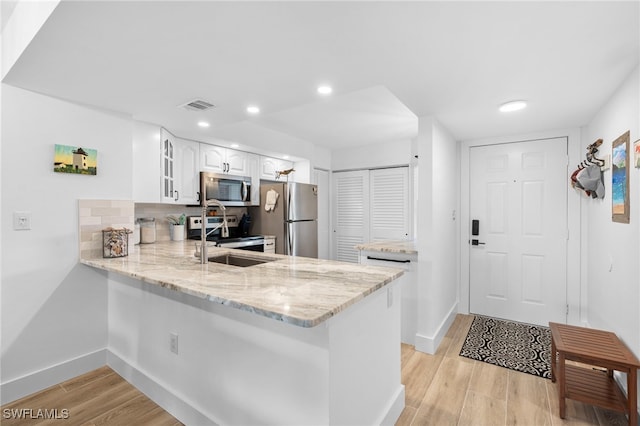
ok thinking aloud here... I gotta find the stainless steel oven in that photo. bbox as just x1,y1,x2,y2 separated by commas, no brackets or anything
215,236,265,252
187,215,264,252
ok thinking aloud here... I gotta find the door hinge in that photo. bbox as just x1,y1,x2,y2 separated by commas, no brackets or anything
566,304,569,315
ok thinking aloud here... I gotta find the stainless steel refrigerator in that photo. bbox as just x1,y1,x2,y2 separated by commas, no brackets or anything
252,182,318,258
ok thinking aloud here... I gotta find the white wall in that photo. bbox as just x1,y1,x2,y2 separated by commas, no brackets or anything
331,139,412,171
582,66,639,356
415,117,458,353
0,85,133,402
1,0,59,79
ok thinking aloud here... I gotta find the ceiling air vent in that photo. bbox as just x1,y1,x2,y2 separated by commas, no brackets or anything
180,99,216,111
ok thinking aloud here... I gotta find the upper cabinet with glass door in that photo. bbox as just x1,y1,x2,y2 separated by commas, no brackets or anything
160,128,199,204
161,128,176,203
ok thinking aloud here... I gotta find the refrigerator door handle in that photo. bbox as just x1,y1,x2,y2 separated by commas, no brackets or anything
287,222,294,255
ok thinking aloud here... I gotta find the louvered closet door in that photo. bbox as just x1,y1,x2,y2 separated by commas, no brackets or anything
370,167,409,240
333,170,369,263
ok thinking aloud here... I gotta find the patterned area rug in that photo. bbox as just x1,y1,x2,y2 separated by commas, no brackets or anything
459,315,552,379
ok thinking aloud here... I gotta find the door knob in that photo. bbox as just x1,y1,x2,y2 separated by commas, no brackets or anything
471,239,485,246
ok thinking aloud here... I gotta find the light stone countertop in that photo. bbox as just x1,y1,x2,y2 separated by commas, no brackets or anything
355,240,418,255
81,240,403,328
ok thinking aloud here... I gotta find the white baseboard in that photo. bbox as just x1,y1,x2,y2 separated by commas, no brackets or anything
379,384,406,426
0,349,107,405
414,303,458,354
106,351,215,426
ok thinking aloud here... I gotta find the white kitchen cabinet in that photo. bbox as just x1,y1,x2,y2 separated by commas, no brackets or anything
201,144,249,176
161,128,177,203
174,137,200,204
260,156,294,181
133,125,198,204
263,237,276,254
247,153,260,206
359,249,417,345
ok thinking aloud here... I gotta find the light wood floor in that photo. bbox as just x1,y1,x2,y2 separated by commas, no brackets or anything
1,314,630,425
397,314,629,426
1,367,182,425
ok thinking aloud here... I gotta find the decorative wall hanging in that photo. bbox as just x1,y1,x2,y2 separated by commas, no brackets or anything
570,139,605,199
53,144,97,175
612,131,630,223
634,138,640,168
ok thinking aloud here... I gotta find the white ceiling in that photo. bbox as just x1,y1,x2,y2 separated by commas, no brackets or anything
3,1,639,153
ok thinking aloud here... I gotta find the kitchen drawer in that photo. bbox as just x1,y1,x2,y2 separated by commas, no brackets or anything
264,237,276,254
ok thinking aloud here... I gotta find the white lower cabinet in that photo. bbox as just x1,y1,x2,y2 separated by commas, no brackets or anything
263,237,276,254
360,250,417,345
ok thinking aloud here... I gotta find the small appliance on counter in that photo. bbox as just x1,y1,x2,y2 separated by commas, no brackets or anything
138,217,156,244
187,215,265,252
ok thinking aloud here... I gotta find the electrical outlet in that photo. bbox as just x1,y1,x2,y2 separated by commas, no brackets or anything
169,333,179,354
13,211,32,230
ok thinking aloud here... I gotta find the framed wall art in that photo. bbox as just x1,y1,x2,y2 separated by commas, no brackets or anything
54,144,97,175
634,138,640,168
611,131,630,223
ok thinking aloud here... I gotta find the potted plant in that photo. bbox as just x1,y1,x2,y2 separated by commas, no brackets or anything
167,214,186,241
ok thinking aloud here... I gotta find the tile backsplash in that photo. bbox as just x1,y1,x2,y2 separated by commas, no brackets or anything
78,200,247,259
78,200,135,259
135,203,248,241
135,203,204,242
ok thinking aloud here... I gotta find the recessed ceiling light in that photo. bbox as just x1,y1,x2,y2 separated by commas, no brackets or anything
317,85,333,95
499,100,527,113
197,121,210,128
230,143,239,149
246,105,260,114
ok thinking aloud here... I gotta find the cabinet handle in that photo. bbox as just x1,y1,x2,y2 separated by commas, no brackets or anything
174,190,179,201
366,256,410,263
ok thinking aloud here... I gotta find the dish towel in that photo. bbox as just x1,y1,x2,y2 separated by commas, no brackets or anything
265,189,279,211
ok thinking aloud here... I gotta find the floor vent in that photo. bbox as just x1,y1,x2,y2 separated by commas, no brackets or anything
180,99,215,111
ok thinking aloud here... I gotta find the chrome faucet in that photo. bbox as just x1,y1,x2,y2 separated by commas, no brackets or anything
200,199,228,264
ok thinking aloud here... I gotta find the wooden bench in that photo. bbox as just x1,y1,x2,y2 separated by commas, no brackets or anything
549,322,640,425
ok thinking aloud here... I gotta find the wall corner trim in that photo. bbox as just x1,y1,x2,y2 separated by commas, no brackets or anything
414,302,458,355
0,349,107,405
107,351,215,425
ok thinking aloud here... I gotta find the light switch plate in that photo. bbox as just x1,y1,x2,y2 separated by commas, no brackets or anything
13,211,31,230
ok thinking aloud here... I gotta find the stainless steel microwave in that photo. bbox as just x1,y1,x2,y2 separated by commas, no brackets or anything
199,172,251,206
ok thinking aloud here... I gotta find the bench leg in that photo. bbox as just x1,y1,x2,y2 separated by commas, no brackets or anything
628,369,637,426
551,337,556,383
558,352,566,419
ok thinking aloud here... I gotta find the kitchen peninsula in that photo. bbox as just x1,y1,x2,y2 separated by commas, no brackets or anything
81,240,405,425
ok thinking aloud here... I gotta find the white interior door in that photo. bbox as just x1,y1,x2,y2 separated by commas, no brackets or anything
370,167,410,241
469,138,568,326
332,170,369,263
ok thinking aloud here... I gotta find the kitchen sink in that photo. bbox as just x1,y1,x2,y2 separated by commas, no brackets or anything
207,253,275,268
